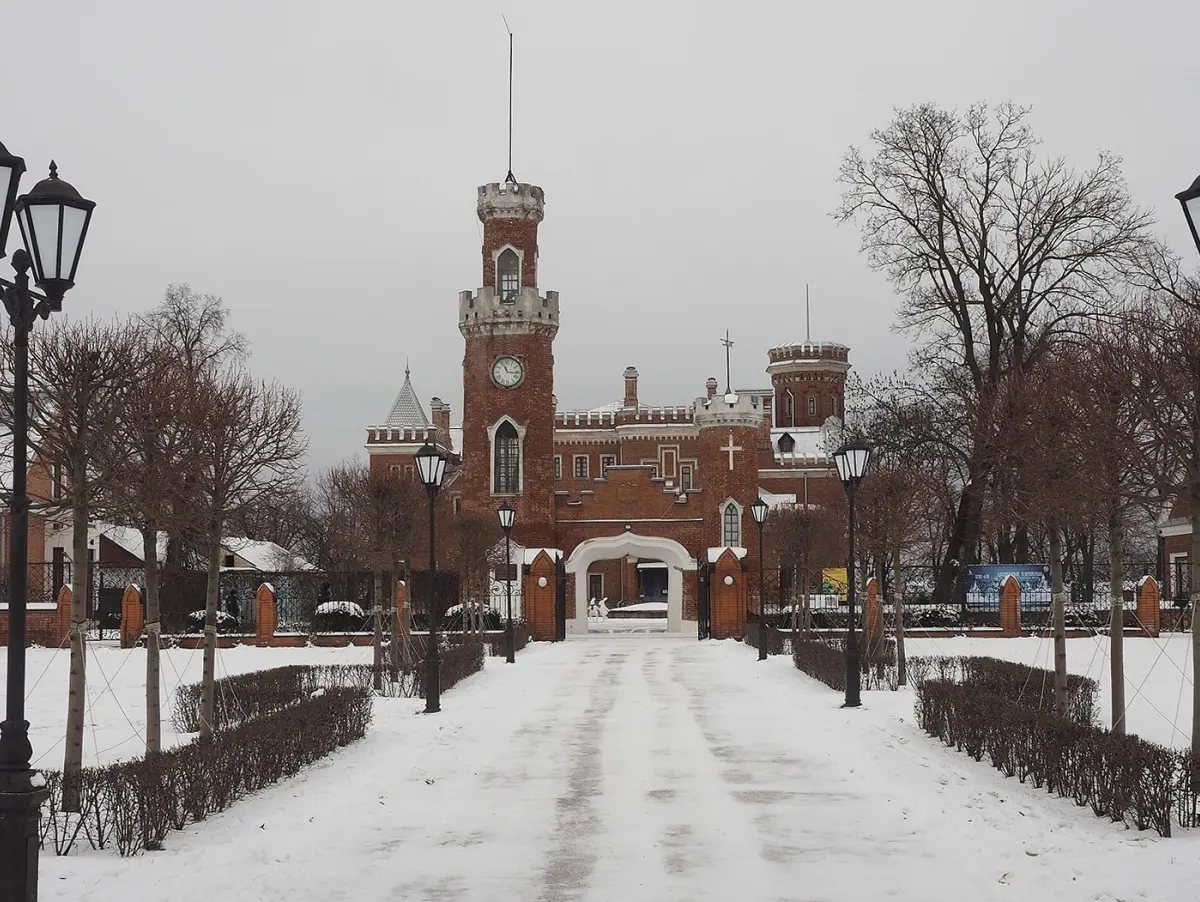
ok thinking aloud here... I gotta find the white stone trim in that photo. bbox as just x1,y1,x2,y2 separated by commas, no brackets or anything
565,533,697,635
487,415,527,496
491,244,525,298
1159,521,1192,538
719,498,743,547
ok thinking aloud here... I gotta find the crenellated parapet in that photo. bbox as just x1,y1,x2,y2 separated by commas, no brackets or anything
459,286,560,338
693,391,765,430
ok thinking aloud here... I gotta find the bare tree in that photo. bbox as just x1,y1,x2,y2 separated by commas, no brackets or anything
98,331,206,753
195,371,305,740
139,285,246,574
24,319,139,798
836,102,1153,605
450,514,502,635
767,503,843,636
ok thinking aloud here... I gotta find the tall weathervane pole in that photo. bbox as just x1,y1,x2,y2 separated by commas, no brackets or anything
806,283,811,343
721,330,734,395
502,14,515,183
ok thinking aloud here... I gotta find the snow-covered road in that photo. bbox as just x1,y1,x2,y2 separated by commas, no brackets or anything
43,637,1200,901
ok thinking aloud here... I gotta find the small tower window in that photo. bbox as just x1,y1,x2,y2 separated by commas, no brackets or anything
781,389,795,427
808,396,816,417
778,433,795,454
721,501,741,547
494,421,520,493
498,249,520,302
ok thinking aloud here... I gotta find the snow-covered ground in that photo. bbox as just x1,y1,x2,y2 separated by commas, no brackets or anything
15,635,1200,901
9,642,379,768
902,632,1195,748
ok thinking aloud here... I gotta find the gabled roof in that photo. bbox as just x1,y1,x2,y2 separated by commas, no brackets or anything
383,365,430,428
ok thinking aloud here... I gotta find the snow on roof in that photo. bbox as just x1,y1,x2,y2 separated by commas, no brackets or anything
521,547,563,565
449,426,463,455
585,400,650,415
758,489,797,508
771,420,842,460
706,547,748,563
383,367,430,429
222,537,317,571
96,523,168,563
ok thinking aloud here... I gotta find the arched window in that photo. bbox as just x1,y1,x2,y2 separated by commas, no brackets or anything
497,249,520,301
808,396,816,417
782,390,795,427
721,500,741,547
494,421,520,493
778,433,795,454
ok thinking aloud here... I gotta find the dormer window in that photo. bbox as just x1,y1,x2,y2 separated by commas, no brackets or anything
778,433,795,454
498,248,519,302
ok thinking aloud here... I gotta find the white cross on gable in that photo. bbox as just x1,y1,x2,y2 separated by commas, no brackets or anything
720,432,742,471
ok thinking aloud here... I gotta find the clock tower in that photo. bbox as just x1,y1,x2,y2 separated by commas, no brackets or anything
457,177,559,546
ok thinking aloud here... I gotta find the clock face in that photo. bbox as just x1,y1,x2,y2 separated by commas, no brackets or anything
492,356,524,388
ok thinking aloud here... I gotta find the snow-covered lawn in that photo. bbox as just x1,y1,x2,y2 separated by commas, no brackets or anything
902,632,1195,748
16,635,1200,901
6,642,380,769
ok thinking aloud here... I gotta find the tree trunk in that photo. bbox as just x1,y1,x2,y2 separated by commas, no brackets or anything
934,475,985,606
199,528,221,741
1109,509,1126,735
892,543,906,687
1051,525,1068,719
373,567,384,692
143,524,162,754
62,492,89,810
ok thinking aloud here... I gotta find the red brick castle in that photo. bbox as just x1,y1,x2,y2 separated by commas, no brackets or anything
366,176,851,639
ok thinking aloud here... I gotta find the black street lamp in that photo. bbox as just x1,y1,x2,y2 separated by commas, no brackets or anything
833,440,871,709
750,496,769,661
0,151,95,902
415,441,447,714
1177,175,1200,258
497,502,516,664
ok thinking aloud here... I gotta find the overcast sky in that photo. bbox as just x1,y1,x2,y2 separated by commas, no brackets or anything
3,0,1198,469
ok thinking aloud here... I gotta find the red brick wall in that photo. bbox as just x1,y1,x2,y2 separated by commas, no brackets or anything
771,371,847,428
482,219,538,289
459,329,557,549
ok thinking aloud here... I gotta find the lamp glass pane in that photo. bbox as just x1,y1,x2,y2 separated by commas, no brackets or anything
1186,195,1200,242
27,203,62,280
0,164,17,248
415,452,435,485
751,499,768,524
849,447,870,479
59,205,88,281
833,451,849,483
431,454,447,487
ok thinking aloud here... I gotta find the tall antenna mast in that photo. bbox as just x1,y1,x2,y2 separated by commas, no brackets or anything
721,330,735,395
502,14,515,183
806,284,811,342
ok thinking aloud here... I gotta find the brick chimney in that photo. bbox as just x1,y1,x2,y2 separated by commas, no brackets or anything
430,397,452,448
706,376,719,400
623,367,639,408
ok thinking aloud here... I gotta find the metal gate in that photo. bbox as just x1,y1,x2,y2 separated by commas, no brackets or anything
554,554,567,641
697,556,712,640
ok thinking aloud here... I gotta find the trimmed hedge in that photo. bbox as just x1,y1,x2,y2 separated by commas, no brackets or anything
907,655,1097,725
911,656,1188,837
792,635,898,691
42,686,373,856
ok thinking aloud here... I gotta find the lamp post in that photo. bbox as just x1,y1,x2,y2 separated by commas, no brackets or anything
751,496,769,661
497,502,516,663
415,441,447,714
1177,175,1200,257
833,440,871,709
0,149,95,902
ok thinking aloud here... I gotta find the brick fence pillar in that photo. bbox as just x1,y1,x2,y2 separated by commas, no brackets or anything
56,584,72,645
255,582,277,646
712,548,745,640
1136,576,1160,638
999,575,1022,636
864,576,884,658
120,584,144,649
395,579,407,631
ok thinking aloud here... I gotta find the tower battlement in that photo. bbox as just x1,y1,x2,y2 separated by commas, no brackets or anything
458,286,559,337
693,392,764,429
478,181,545,223
768,341,850,366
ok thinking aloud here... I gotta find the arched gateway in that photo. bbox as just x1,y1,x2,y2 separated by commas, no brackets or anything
564,534,697,635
